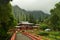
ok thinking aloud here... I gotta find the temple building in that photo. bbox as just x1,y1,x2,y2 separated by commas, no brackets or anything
15,21,39,30
16,21,33,30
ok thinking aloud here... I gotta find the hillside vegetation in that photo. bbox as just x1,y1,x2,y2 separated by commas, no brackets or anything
13,5,50,23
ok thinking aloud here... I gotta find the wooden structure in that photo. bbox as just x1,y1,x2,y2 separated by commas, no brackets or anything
17,21,33,30
15,21,39,30
33,24,40,29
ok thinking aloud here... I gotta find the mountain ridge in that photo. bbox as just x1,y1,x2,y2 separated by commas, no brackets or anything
13,5,50,22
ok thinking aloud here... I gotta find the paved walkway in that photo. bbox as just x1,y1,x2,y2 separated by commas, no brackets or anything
16,32,32,40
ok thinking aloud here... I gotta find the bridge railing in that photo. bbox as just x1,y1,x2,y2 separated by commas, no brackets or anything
22,32,41,40
10,32,16,40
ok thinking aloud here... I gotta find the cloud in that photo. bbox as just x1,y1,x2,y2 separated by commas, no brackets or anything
11,0,60,14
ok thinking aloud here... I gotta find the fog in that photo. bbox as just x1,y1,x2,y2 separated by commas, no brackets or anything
11,0,60,14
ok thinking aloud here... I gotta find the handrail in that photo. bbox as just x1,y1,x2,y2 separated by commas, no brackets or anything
10,32,16,40
22,32,41,40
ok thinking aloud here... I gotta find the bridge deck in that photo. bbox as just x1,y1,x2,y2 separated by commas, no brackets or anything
16,33,32,40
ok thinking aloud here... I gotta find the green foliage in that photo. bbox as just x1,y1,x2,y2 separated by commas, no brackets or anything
0,0,17,40
48,32,60,40
38,31,49,36
28,14,35,23
50,32,60,36
13,5,50,23
0,0,12,5
39,23,48,30
50,2,60,31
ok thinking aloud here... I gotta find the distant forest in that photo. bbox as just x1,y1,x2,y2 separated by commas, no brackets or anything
13,5,50,23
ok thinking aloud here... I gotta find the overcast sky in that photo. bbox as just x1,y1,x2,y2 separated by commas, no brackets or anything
11,0,60,14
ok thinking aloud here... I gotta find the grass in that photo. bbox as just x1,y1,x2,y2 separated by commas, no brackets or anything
39,31,60,40
26,29,60,40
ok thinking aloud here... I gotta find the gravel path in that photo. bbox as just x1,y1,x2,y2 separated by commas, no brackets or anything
16,33,32,40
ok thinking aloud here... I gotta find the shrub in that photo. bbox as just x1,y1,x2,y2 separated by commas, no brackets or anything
38,31,49,36
39,23,48,30
50,32,60,36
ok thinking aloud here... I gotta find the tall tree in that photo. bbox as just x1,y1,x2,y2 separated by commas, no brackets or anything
50,2,60,31
28,14,35,23
0,0,17,40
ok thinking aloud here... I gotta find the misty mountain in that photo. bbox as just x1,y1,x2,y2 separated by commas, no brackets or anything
13,5,50,22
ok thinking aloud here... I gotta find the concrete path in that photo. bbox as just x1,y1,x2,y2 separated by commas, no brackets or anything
16,32,32,40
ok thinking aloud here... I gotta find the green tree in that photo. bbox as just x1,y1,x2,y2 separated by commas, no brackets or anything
39,23,48,30
28,14,35,23
50,2,60,31
0,0,17,40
